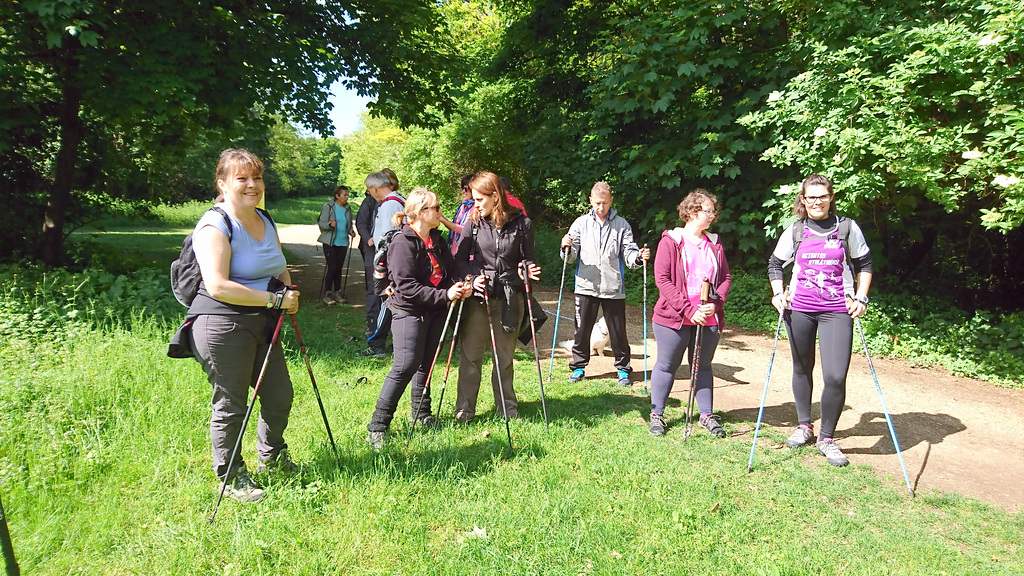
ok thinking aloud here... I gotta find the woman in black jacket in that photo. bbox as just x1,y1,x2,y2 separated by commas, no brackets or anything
453,171,542,423
365,187,472,448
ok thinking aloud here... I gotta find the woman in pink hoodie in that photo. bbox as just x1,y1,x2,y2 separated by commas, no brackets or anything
648,189,731,437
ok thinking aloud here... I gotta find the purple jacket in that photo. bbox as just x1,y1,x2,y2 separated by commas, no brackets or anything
652,228,731,329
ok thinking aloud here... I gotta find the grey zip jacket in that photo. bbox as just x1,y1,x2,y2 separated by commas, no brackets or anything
317,201,353,245
562,208,642,299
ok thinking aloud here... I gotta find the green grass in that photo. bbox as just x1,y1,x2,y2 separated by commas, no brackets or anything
2,300,1022,574
2,203,1022,574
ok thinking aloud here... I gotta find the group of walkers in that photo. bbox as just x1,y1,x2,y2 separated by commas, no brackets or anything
183,148,873,504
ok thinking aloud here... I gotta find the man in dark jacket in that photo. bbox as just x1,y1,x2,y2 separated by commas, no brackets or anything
355,186,379,335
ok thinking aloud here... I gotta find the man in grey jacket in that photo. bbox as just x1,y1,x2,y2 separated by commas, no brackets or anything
560,182,650,386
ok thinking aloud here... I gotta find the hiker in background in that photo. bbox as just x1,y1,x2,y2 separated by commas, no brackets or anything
498,175,527,216
356,185,379,335
648,189,731,438
439,173,476,255
453,171,541,422
365,187,472,448
189,149,301,503
361,170,407,357
317,185,355,305
767,174,873,467
560,182,649,387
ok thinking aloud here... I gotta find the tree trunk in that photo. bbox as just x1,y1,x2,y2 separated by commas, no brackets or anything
40,68,83,267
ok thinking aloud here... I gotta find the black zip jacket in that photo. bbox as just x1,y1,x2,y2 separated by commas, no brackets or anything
453,209,535,298
388,225,456,314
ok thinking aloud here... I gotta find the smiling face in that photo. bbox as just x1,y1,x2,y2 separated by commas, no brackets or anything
801,184,833,220
335,188,349,205
217,166,265,209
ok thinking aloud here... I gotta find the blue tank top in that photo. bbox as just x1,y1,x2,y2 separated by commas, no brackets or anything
194,208,286,291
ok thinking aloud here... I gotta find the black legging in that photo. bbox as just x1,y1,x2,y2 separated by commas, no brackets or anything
322,244,348,292
367,309,445,432
785,310,853,439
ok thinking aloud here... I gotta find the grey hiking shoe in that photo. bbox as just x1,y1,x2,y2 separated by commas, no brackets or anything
255,448,303,474
366,430,386,450
617,369,631,387
569,368,585,383
785,425,815,448
224,468,265,503
357,346,387,358
816,438,849,467
699,413,726,438
649,412,666,436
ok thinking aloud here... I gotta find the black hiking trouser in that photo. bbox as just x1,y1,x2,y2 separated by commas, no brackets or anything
570,294,631,373
367,309,445,432
785,309,853,440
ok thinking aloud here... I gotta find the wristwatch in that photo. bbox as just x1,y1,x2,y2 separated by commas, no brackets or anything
854,294,869,305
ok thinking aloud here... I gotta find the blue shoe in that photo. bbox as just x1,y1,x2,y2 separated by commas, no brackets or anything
617,369,631,387
568,368,585,383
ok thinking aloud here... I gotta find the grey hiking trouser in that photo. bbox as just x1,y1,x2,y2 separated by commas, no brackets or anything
455,297,521,419
191,313,293,480
650,322,720,415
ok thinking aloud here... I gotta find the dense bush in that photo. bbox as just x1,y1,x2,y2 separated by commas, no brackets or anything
0,264,181,345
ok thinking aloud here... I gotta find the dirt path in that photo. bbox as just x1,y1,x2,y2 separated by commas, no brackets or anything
279,224,1024,512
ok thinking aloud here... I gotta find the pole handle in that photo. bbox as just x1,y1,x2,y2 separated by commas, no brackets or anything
700,278,710,304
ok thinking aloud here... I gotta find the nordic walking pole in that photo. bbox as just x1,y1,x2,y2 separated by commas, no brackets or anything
340,245,353,302
548,245,570,381
407,296,459,446
288,311,340,466
521,261,550,430
747,307,785,473
482,279,515,457
0,493,20,576
683,279,710,442
209,311,286,523
436,276,472,419
856,318,915,497
642,243,649,395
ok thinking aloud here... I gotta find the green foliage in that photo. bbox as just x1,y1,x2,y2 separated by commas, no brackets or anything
0,264,180,344
267,120,342,198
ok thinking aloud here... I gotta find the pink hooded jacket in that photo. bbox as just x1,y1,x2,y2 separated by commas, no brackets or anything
652,228,731,329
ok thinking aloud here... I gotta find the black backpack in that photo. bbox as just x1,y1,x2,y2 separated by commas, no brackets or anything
371,227,429,297
169,206,274,307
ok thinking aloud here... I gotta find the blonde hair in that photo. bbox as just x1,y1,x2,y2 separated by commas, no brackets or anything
392,187,437,227
214,149,264,202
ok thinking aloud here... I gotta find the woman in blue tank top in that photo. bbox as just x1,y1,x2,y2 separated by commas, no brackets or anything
189,149,302,502
767,174,874,467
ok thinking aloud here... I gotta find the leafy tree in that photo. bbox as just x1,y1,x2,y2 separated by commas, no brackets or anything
1,0,456,265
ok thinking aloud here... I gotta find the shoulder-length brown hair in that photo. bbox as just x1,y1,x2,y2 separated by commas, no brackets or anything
469,171,512,227
792,174,836,218
214,149,264,202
